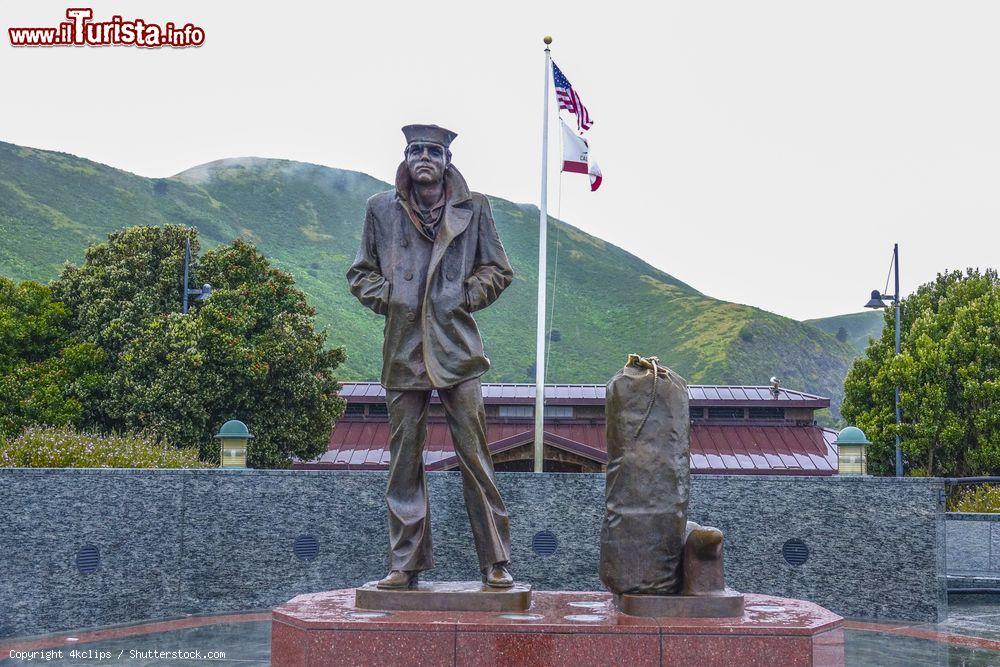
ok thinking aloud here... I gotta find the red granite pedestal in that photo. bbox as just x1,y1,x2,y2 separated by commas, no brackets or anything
271,589,844,666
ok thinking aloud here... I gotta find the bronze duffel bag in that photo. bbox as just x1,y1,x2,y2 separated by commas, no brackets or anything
600,354,691,595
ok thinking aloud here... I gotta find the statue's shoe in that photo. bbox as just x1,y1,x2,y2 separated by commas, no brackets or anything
482,564,514,588
376,570,419,589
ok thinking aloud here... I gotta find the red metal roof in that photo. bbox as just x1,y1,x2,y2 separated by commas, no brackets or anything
297,417,839,475
338,382,830,409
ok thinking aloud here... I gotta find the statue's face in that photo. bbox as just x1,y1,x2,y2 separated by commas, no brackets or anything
405,142,449,185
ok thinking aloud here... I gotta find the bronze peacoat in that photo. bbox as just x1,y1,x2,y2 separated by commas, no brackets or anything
346,163,514,390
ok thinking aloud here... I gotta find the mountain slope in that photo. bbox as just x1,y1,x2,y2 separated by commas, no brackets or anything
0,141,856,413
806,310,885,357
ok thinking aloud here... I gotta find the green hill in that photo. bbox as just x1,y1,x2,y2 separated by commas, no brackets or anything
806,310,886,357
0,141,857,414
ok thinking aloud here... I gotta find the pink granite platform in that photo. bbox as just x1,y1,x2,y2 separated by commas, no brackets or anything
271,589,844,666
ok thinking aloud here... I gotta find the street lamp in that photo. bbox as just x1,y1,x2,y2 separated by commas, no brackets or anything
864,242,902,477
182,236,212,314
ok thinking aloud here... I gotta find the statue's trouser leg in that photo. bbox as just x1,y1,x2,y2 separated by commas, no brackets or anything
437,377,511,571
385,389,434,572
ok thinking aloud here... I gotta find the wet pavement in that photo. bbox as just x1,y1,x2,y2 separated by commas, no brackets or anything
846,596,1000,666
2,596,999,665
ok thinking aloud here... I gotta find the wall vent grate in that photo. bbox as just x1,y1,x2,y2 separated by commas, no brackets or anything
782,539,809,566
294,534,319,562
531,530,558,557
76,545,100,575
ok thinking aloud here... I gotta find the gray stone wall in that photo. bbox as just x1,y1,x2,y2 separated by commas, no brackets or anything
946,513,1000,588
0,469,946,638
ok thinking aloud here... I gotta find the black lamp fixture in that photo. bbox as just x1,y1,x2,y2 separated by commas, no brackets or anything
864,290,888,309
182,236,212,314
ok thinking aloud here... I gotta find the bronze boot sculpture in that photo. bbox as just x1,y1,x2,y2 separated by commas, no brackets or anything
376,570,420,590
682,522,727,596
483,564,514,588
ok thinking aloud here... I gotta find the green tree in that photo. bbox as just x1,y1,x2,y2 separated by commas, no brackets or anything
53,227,346,467
52,225,194,364
842,269,1000,476
0,277,104,437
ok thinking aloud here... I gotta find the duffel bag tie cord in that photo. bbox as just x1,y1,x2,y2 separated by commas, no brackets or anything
627,353,661,439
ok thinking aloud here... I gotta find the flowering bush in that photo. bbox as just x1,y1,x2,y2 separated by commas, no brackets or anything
0,425,207,468
948,484,1000,513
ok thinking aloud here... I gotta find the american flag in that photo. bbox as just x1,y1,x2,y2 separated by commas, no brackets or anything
552,60,593,132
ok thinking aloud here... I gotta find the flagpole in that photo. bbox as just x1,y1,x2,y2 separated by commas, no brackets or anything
533,36,552,473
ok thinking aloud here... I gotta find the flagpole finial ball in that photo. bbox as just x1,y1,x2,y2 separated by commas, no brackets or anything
543,36,552,45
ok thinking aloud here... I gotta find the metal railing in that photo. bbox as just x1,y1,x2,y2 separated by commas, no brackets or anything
945,476,1000,487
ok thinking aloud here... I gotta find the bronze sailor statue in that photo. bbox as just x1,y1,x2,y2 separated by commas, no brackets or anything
347,124,515,589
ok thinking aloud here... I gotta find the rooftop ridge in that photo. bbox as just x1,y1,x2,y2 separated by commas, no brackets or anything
338,381,829,404
340,380,823,393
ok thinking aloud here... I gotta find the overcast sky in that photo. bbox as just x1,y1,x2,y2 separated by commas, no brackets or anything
3,1,998,320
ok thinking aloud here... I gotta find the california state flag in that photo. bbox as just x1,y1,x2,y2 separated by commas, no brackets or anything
561,119,602,191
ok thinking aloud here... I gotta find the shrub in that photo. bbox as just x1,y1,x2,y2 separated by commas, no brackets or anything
948,484,1000,513
0,425,207,469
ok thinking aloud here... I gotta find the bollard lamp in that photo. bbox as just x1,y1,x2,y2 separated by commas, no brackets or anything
834,426,871,476
215,419,253,469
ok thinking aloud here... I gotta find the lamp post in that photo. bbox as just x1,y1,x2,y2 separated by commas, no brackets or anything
182,236,212,314
864,242,902,477
215,419,253,468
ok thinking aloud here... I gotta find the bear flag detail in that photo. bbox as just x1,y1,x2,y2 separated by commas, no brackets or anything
561,119,602,191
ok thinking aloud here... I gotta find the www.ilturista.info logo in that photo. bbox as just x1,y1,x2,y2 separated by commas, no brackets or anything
8,8,205,48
